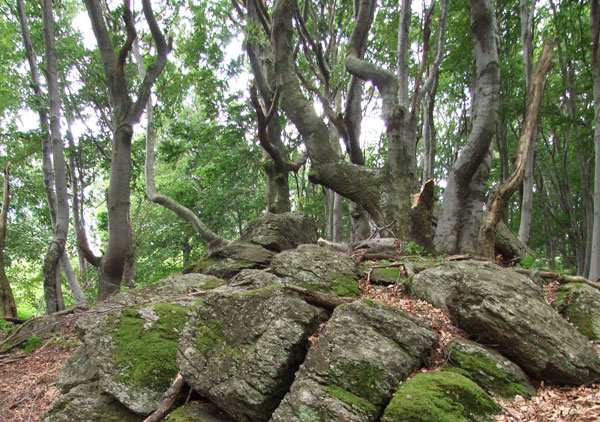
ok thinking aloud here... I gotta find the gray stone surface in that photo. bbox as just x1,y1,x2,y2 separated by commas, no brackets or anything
270,300,437,421
56,345,99,394
444,337,536,399
177,286,327,422
165,402,234,421
40,382,141,422
553,282,600,340
75,274,224,415
240,212,317,252
271,244,360,297
410,260,600,384
187,242,276,279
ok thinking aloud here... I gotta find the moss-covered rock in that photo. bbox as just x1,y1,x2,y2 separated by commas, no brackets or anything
381,371,501,422
409,260,600,384
271,244,360,297
444,338,536,399
177,286,327,422
40,382,141,422
553,283,600,340
69,274,223,415
370,267,401,285
271,300,437,422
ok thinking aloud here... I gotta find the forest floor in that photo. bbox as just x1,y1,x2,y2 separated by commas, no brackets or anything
0,278,599,421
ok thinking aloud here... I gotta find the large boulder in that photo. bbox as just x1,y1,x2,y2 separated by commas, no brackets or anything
74,274,225,415
185,242,276,279
41,382,141,422
271,244,360,297
240,212,317,252
381,371,500,422
444,337,536,399
270,300,438,421
553,282,600,340
409,260,600,384
177,285,327,422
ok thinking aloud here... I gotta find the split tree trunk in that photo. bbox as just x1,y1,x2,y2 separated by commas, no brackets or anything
84,0,170,300
478,39,555,259
434,0,500,255
0,163,17,318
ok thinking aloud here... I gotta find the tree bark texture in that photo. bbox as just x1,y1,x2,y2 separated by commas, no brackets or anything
84,0,170,300
434,0,500,255
41,0,70,313
589,0,600,280
0,163,17,318
517,0,538,245
478,39,555,259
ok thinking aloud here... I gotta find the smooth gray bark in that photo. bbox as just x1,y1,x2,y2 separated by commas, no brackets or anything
517,0,538,245
84,0,170,300
434,0,500,255
590,0,600,280
0,163,17,318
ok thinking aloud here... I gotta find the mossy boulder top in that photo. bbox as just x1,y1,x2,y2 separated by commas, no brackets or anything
271,300,438,421
409,260,600,384
553,282,600,340
444,337,536,399
381,370,500,422
74,274,225,415
271,244,361,297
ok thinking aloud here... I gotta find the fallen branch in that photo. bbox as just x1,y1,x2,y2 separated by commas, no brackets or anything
2,316,28,324
0,354,26,366
283,284,357,310
143,373,185,422
514,269,600,289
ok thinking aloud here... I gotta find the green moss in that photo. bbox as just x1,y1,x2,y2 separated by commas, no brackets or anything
324,384,378,414
371,267,401,283
111,302,187,391
239,283,280,296
401,274,414,290
331,273,360,297
200,278,226,290
446,348,533,398
298,404,327,421
334,362,386,404
195,318,243,358
192,257,220,273
382,371,500,422
165,405,194,421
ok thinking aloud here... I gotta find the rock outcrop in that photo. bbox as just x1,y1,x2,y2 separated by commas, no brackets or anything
271,244,360,297
409,260,600,384
270,300,437,421
553,282,600,340
178,285,327,422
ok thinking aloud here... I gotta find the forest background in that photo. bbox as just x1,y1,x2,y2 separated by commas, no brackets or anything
0,0,598,317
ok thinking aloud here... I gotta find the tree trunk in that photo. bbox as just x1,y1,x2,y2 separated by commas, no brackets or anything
434,0,500,255
517,0,538,245
132,40,226,248
41,0,69,313
84,0,170,300
478,39,555,259
589,0,600,280
0,163,17,318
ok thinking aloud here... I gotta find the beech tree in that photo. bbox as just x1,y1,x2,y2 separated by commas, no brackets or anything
0,163,17,317
590,0,600,280
83,0,170,300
